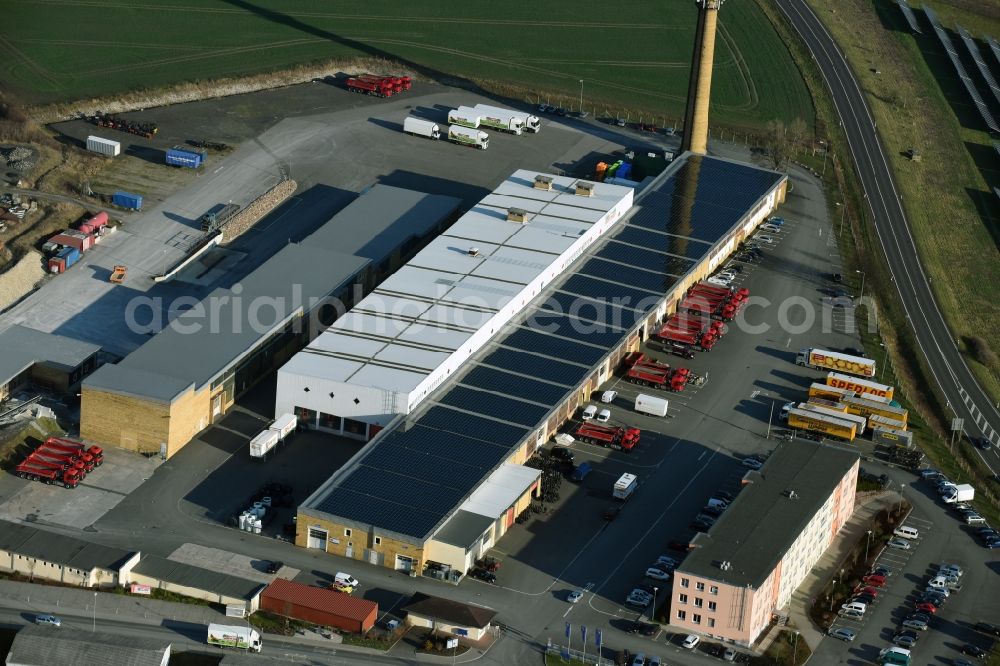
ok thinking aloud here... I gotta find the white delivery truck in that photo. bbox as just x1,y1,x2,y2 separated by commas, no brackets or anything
86,135,121,157
635,393,669,417
447,106,481,128
207,623,262,652
613,472,638,500
448,125,489,149
403,116,441,140
249,429,280,460
473,104,540,132
942,483,974,504
471,106,524,134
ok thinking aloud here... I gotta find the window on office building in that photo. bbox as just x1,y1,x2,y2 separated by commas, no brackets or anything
708,618,716,628
679,593,688,603
709,601,717,611
677,610,687,620
680,578,690,588
693,614,702,624
696,582,705,591
694,598,703,608
710,585,719,594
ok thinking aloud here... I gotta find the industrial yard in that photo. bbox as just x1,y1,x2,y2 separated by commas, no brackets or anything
0,1,998,664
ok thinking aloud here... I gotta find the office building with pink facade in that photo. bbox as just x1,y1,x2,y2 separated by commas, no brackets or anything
669,442,859,647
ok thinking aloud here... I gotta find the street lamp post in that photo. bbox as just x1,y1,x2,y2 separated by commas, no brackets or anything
92,591,97,633
856,269,866,302
792,631,800,665
865,529,873,563
897,484,906,516
579,79,584,114
652,587,659,622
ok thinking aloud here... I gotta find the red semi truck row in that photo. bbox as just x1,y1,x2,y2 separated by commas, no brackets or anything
345,75,412,97
14,461,81,488
11,437,103,489
573,422,641,451
42,437,103,467
681,282,750,321
658,313,725,351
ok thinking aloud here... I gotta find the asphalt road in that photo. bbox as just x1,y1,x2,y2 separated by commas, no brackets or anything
775,1,1000,462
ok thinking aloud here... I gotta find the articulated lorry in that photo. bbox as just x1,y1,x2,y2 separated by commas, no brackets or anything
797,348,876,378
786,407,858,442
448,125,489,149
573,422,640,451
473,104,540,132
621,352,687,391
448,106,481,128
826,372,894,401
207,624,262,652
800,403,867,436
14,460,81,488
469,107,524,134
403,117,441,140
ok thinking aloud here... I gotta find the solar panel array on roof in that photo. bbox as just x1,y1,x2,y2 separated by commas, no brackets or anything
308,155,786,541
595,242,695,277
479,346,591,387
459,366,572,406
537,292,648,329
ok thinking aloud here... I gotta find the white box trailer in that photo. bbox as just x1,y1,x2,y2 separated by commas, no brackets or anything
448,106,481,128
448,125,489,149
635,393,668,417
403,116,441,139
249,429,280,459
470,105,524,134
269,413,297,440
207,623,262,652
474,104,540,133
613,472,638,500
86,135,121,157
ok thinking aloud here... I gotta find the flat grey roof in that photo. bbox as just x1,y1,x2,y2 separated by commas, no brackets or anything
0,520,136,571
677,442,859,588
133,555,265,601
432,510,494,549
308,183,461,260
8,626,169,665
0,325,99,385
83,242,369,402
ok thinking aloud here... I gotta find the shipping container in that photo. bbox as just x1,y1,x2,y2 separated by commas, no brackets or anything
165,148,203,168
261,578,377,633
86,135,121,157
79,211,109,235
48,247,81,274
113,191,143,210
48,230,94,254
826,372,894,401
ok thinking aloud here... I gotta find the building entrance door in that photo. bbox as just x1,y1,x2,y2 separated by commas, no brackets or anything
307,527,327,550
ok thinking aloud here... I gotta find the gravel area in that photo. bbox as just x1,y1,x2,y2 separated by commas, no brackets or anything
0,251,45,312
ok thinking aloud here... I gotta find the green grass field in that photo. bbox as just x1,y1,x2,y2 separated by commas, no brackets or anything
0,0,813,129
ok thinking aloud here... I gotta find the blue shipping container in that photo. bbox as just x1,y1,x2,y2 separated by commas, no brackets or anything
112,191,143,210
57,246,81,268
165,149,203,168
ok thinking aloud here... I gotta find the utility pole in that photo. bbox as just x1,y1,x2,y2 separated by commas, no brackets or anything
579,79,584,113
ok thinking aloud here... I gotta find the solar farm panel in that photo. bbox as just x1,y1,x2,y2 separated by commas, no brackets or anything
896,0,922,33
957,25,1000,109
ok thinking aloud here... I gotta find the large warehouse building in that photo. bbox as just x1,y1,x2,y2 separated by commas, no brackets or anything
80,186,460,457
669,442,859,646
292,153,788,576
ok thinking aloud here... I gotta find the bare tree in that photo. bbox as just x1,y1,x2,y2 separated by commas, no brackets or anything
762,120,794,171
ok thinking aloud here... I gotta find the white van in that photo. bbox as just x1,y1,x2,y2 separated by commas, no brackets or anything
894,526,919,540
335,572,359,587
841,601,867,615
582,405,597,420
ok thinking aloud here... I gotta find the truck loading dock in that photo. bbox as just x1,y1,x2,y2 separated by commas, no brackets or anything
79,186,460,458
294,153,787,574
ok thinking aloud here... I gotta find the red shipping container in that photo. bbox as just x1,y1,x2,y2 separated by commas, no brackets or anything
48,230,94,253
260,578,377,633
48,256,66,273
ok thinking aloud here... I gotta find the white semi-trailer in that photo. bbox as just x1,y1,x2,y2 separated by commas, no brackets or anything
448,125,489,149
447,106,481,128
473,104,540,133
207,624,262,652
403,116,441,140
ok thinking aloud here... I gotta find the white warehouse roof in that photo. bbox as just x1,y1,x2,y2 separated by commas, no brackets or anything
276,171,633,422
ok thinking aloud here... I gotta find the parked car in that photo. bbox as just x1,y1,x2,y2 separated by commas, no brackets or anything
707,277,732,287
682,635,700,649
645,567,671,581
753,234,775,244
953,659,976,666
742,457,763,470
597,408,611,423
871,564,892,577
902,619,928,631
863,574,886,587
974,622,1000,637
760,223,781,233
35,614,61,627
908,612,932,624
567,589,583,603
624,621,658,637
914,602,938,614
828,627,857,642
471,568,496,583
887,538,911,550
551,447,575,463
626,589,652,607
600,390,618,403
767,216,785,226
893,631,919,648
960,645,987,658
655,555,679,569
